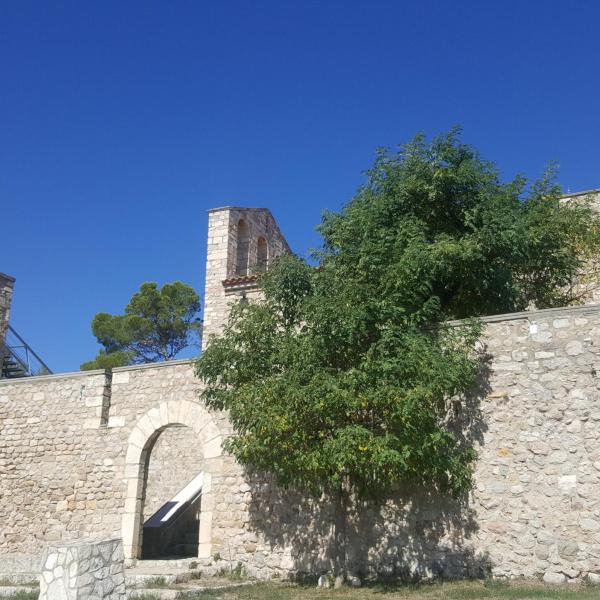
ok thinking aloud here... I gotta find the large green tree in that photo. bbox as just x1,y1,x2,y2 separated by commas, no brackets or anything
82,281,201,370
196,130,600,575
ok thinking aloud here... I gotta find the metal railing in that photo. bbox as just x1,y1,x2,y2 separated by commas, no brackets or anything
1,325,52,378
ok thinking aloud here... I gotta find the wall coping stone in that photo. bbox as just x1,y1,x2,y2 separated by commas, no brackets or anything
0,368,106,386
561,188,600,199
0,272,16,283
3,304,599,386
111,358,194,373
0,358,195,386
448,302,600,326
207,206,273,214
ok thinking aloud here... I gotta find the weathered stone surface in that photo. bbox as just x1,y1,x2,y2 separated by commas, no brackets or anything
39,538,125,600
588,572,600,584
201,207,290,349
3,303,600,581
543,571,566,585
0,272,15,346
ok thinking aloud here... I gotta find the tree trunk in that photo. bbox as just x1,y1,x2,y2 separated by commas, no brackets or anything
332,484,349,580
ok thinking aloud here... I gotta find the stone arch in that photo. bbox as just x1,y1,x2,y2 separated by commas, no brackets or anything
257,236,268,272
235,219,250,275
121,400,223,560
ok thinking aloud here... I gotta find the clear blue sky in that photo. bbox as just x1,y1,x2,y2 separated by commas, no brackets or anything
2,1,599,373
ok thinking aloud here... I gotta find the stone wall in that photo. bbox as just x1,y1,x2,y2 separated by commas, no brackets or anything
0,370,113,553
2,304,600,582
0,360,226,561
39,538,125,600
199,303,600,582
0,272,15,346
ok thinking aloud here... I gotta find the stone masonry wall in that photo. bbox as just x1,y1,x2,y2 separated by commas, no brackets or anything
143,425,205,522
0,273,15,347
1,305,600,583
0,370,113,554
0,360,230,564
39,538,125,600
202,304,600,582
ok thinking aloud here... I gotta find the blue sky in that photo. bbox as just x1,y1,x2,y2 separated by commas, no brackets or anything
2,1,599,373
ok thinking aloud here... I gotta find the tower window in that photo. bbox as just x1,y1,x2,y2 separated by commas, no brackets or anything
235,219,250,276
257,237,268,272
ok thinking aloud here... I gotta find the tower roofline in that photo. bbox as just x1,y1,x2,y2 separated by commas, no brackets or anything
208,206,274,214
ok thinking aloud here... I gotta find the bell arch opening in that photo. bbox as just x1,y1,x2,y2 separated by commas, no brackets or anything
122,401,223,561
235,219,250,275
256,236,268,272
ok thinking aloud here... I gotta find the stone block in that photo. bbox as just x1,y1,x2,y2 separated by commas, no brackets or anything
111,372,130,384
39,538,125,600
543,571,566,585
107,416,125,428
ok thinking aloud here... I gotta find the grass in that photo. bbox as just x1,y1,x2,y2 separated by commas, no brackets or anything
144,576,170,588
2,592,39,600
170,580,600,600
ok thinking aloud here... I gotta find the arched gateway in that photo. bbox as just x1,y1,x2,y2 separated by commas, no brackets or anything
121,400,223,560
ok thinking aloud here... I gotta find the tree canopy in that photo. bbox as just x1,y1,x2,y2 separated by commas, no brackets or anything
196,130,600,573
82,281,201,370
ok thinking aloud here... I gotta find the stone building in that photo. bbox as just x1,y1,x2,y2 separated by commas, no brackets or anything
202,207,290,348
0,273,51,379
0,272,15,348
1,195,600,583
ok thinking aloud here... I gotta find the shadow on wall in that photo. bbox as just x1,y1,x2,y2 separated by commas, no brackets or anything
244,349,492,579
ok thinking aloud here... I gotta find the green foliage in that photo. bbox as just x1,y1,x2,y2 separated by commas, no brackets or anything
82,281,201,370
81,350,133,371
199,256,481,499
196,129,600,570
317,129,600,318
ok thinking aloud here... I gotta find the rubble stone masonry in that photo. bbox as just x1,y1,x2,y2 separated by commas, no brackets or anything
0,273,15,346
1,304,600,581
2,198,600,582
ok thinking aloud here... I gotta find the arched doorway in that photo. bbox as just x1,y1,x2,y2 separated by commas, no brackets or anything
122,400,223,560
141,424,204,558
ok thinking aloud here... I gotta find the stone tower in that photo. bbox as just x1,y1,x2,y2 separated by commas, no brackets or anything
0,272,15,347
202,207,290,350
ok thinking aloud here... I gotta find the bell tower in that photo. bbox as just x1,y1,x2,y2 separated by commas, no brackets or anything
201,207,290,350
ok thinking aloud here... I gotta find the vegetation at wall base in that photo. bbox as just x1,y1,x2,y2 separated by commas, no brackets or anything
156,580,600,600
196,129,600,577
82,281,201,370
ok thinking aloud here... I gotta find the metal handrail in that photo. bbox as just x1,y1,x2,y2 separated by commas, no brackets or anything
7,325,51,372
2,325,52,377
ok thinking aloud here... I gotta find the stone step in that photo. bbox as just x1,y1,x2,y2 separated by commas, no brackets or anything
0,573,40,585
125,571,191,588
127,558,199,570
126,581,256,600
0,586,38,597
